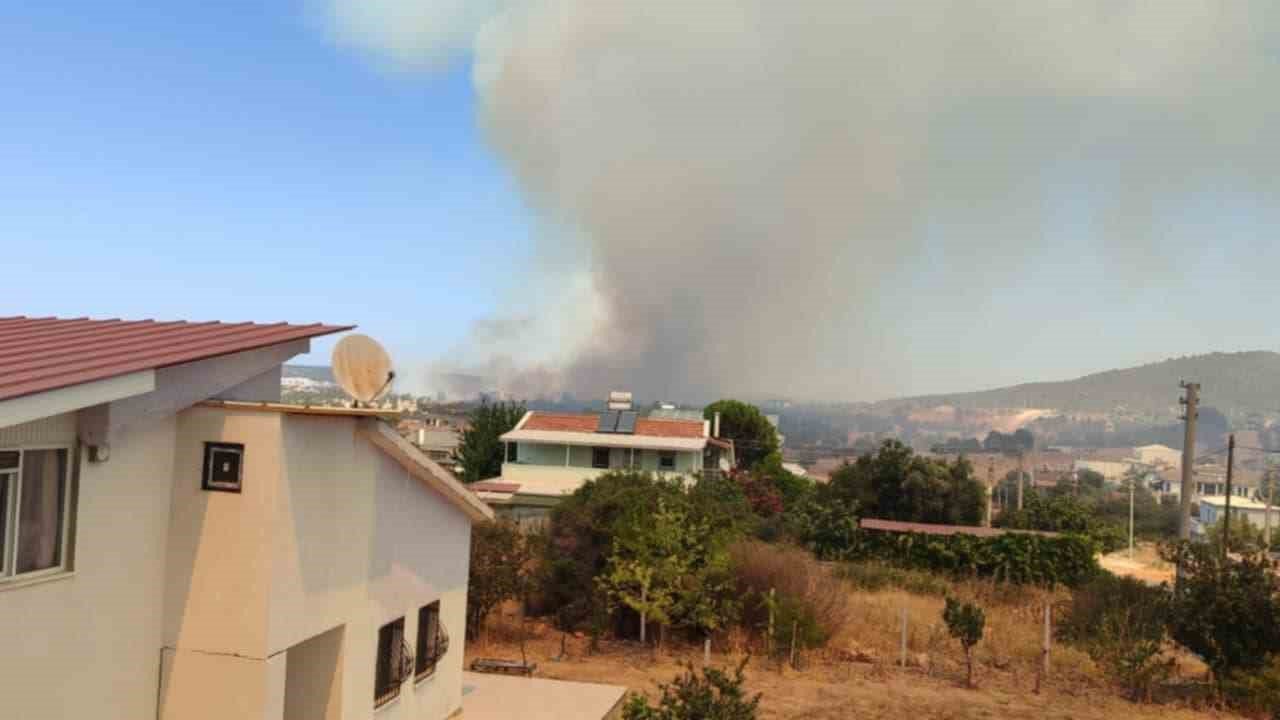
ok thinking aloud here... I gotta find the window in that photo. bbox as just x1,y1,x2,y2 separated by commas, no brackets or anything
202,442,243,493
374,618,408,708
415,601,449,679
658,451,676,471
506,442,518,463
1,448,71,582
592,447,610,469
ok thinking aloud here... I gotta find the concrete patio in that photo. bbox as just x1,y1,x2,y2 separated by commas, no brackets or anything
460,671,626,720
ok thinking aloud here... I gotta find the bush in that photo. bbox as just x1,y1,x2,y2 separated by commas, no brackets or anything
853,529,1098,588
729,541,850,651
1220,654,1280,719
943,597,986,688
1060,572,1173,702
623,660,760,720
1163,541,1280,691
838,561,950,596
467,519,534,640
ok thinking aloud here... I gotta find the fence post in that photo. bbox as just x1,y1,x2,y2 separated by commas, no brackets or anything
899,607,908,668
790,620,799,670
1035,604,1050,694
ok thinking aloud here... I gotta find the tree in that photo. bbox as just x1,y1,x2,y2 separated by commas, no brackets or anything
1162,540,1280,692
455,400,526,483
943,597,986,688
704,400,779,470
827,440,985,525
623,660,760,720
466,519,534,641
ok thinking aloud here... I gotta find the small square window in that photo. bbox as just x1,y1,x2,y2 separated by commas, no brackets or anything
202,443,244,493
658,451,676,470
592,447,610,469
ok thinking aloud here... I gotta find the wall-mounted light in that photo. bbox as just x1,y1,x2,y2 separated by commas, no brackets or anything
88,444,111,463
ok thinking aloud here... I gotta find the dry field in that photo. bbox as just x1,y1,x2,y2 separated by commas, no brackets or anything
469,579,1242,720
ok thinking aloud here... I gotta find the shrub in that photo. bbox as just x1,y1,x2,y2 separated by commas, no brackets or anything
1220,654,1280,719
855,529,1098,588
838,561,950,596
623,660,760,720
729,541,850,651
943,597,986,688
467,519,534,640
1162,541,1280,691
1060,573,1173,702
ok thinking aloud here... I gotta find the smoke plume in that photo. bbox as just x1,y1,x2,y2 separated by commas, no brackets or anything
322,0,1280,402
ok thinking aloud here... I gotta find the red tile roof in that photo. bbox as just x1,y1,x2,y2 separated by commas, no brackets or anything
0,316,353,402
522,412,705,439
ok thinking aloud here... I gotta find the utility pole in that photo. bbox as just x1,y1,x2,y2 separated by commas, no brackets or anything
1128,471,1136,559
1223,433,1235,561
1017,449,1025,511
985,457,994,528
1178,381,1200,540
1266,468,1275,552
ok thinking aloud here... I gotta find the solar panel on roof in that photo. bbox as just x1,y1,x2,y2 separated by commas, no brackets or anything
597,411,620,433
615,411,638,434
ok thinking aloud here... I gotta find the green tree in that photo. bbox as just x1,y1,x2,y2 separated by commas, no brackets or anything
943,597,986,688
455,399,526,483
827,440,985,525
623,661,760,720
704,400,779,470
1162,540,1280,692
466,519,534,641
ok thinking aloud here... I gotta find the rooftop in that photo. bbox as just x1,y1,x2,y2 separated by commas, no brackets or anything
0,315,352,402
522,412,705,439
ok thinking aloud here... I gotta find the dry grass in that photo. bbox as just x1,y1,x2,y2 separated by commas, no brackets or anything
468,563,1239,719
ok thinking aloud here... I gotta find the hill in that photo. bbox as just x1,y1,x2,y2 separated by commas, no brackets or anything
282,364,335,383
872,351,1280,420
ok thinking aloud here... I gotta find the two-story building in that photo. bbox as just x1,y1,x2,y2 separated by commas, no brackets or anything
472,409,733,522
0,315,493,720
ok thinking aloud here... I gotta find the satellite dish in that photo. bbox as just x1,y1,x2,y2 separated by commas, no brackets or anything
331,334,395,405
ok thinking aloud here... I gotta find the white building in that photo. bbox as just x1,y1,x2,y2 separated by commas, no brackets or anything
1195,495,1277,537
473,410,733,521
1135,444,1182,469
0,315,492,720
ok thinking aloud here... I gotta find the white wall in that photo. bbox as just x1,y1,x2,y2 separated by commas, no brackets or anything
0,412,176,720
161,408,472,720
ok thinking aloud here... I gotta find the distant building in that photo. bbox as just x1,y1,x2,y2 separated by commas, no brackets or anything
1195,495,1277,537
1135,443,1181,469
476,408,733,523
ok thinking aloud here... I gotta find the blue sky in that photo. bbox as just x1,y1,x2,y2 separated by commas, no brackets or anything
0,2,529,370
4,2,1279,401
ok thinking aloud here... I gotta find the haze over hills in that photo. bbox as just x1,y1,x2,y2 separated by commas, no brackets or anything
870,351,1280,420
282,364,335,384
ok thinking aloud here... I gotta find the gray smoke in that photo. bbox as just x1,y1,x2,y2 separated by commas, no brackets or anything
322,0,1280,402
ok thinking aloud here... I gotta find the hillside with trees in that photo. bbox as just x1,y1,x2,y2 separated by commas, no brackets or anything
869,351,1280,420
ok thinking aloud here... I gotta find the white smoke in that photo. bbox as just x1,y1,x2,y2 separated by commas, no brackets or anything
321,0,1280,401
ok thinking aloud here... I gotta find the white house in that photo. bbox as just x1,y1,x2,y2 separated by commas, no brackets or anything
1195,495,1277,538
0,315,492,720
473,409,733,521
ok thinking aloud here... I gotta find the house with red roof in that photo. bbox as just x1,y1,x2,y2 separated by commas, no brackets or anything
0,316,493,720
471,405,734,521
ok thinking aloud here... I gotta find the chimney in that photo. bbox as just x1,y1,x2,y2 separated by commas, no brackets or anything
713,412,721,438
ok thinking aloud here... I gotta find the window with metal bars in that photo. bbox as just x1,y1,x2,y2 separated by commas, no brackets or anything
415,601,449,679
374,618,411,708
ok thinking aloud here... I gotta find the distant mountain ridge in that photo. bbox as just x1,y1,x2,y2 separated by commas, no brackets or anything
872,351,1280,419
282,364,335,383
